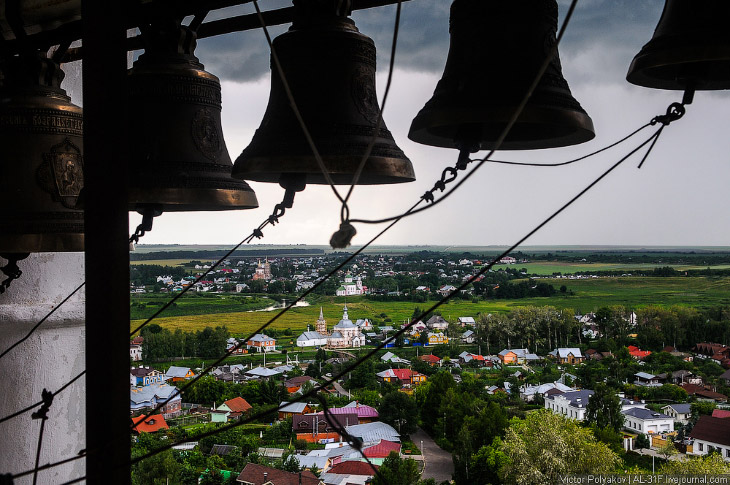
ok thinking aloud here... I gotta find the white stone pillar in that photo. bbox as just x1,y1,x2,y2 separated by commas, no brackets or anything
0,252,85,484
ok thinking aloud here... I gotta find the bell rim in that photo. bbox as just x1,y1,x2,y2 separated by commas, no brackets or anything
408,105,595,151
128,187,259,212
0,233,84,253
232,155,416,185
627,43,730,91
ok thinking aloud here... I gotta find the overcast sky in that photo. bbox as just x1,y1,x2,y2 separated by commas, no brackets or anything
115,0,730,247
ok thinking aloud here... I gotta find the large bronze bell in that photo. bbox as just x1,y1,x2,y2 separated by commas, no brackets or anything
627,0,730,91
0,53,84,252
128,19,258,212
408,0,595,151
232,0,415,186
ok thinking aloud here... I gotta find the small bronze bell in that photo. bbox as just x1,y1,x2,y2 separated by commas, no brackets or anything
408,0,595,151
232,0,415,186
0,53,84,252
128,19,258,212
627,0,730,91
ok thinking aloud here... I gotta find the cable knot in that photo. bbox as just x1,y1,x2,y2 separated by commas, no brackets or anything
421,191,435,203
31,389,54,421
252,228,264,239
651,102,685,126
330,221,357,249
433,180,446,192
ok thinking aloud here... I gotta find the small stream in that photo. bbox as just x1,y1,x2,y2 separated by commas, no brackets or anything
248,299,310,312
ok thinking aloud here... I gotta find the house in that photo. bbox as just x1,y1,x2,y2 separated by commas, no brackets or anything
461,330,475,343
226,337,247,355
681,383,729,403
244,366,283,380
498,348,540,365
297,330,329,348
499,256,516,264
278,401,315,420
719,368,730,385
341,401,379,423
212,397,253,423
688,416,730,461
130,383,182,418
627,345,651,360
437,285,457,296
130,343,142,361
293,413,359,443
380,351,410,365
418,354,441,366
425,315,449,331
520,382,574,402
321,461,378,485
712,409,730,419
427,332,448,346
544,389,594,421
634,372,663,387
622,407,674,434
360,440,401,465
291,454,331,474
661,403,692,424
549,348,584,365
131,414,168,433
458,316,476,327
376,368,427,387
345,421,400,445
246,333,276,352
130,366,165,386
284,376,319,394
585,349,613,361
236,463,323,485
165,366,195,382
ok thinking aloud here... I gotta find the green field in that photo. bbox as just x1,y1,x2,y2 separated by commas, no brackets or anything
508,262,730,275
130,277,730,336
130,294,276,320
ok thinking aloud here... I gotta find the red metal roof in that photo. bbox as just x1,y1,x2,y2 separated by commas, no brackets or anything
711,409,730,419
328,461,379,476
224,396,252,413
419,354,441,363
131,414,168,433
363,440,401,458
236,463,320,485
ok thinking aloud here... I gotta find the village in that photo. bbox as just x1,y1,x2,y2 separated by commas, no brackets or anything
128,295,730,484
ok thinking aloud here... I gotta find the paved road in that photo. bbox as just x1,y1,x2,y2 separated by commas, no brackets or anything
412,427,454,483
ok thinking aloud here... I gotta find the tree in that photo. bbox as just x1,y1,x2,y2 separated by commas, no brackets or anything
635,433,650,450
371,452,421,485
660,454,730,474
585,383,624,432
379,391,418,436
657,440,678,461
500,409,621,485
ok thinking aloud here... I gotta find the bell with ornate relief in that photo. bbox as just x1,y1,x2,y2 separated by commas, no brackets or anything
0,53,84,252
627,0,730,91
408,0,595,152
128,19,258,212
232,0,415,187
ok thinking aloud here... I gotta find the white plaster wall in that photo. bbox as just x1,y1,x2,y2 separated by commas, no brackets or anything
0,252,85,484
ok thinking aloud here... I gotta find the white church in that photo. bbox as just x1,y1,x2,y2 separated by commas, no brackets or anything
335,273,367,296
296,305,368,348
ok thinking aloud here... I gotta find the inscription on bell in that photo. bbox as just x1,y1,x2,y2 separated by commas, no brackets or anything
38,138,84,209
0,112,83,134
191,108,223,160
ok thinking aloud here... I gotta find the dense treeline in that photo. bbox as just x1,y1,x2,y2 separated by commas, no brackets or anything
130,264,188,286
486,280,557,299
130,248,324,261
140,324,229,361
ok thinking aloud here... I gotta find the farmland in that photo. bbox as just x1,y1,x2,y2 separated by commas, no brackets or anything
130,276,730,336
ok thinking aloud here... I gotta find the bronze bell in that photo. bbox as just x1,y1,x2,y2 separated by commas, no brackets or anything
627,0,730,91
232,0,415,186
408,0,595,152
128,19,258,212
0,53,84,252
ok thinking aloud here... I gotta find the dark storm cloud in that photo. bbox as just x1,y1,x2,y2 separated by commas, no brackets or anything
193,0,665,84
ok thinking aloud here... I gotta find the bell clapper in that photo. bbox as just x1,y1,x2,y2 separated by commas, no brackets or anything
0,253,30,293
129,206,163,244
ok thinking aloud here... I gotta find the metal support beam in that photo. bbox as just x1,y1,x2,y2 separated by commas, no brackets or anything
82,1,130,483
